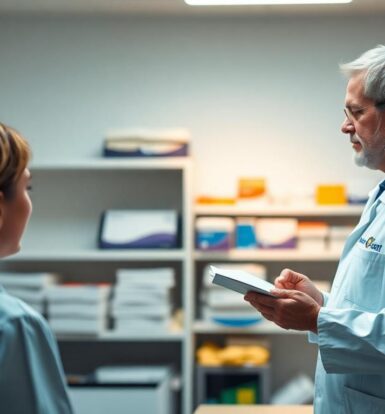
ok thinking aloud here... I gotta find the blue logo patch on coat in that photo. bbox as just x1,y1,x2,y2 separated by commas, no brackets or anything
359,236,383,252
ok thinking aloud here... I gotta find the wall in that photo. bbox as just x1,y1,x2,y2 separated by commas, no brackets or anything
0,14,384,197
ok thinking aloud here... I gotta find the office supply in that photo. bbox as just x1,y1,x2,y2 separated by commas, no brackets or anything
210,266,276,297
113,289,169,306
94,365,171,384
194,405,313,414
0,272,58,288
196,196,236,205
0,272,59,316
3,288,45,303
201,306,262,327
69,366,173,414
116,268,174,287
99,210,178,249
202,263,267,287
47,284,111,336
206,290,253,308
47,284,111,303
316,184,347,205
196,342,270,367
196,217,234,250
255,218,297,249
49,318,108,336
235,218,257,249
114,318,170,332
111,304,171,318
111,267,175,335
201,264,266,326
297,221,328,251
238,177,266,199
49,302,108,318
195,364,271,406
104,128,190,157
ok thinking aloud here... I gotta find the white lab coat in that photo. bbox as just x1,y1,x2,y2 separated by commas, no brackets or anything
310,180,385,413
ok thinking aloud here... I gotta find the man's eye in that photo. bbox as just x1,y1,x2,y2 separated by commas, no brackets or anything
352,108,364,116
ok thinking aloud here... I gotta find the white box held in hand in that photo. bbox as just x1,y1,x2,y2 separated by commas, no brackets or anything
209,266,276,297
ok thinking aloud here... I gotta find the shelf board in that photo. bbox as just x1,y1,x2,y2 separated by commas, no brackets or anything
30,157,191,171
195,248,342,262
195,204,364,217
5,249,187,262
56,330,185,342
193,320,305,335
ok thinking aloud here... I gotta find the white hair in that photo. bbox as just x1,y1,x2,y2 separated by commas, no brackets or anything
340,45,385,106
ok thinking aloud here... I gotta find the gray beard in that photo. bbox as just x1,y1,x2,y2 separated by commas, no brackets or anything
352,133,385,170
353,151,380,169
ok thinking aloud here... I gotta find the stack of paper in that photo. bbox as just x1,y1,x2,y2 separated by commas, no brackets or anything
0,272,59,315
47,283,111,336
201,263,267,326
103,128,190,157
111,268,174,334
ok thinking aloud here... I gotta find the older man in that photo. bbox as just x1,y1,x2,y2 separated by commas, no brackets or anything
245,45,385,413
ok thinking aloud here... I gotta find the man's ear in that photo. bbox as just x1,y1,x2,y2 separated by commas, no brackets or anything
0,192,4,231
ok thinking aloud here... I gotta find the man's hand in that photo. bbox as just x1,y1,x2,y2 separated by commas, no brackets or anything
275,268,324,306
244,289,320,333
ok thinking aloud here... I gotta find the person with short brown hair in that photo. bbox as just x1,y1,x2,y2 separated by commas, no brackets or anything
0,123,73,413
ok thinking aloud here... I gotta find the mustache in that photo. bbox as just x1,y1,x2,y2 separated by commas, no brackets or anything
350,134,362,145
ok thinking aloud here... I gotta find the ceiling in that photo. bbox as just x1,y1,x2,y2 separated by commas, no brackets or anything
0,0,384,17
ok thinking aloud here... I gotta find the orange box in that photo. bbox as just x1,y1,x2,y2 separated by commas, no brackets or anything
316,185,347,205
196,196,236,205
238,178,266,199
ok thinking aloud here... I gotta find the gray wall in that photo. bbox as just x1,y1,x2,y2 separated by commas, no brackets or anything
0,15,384,196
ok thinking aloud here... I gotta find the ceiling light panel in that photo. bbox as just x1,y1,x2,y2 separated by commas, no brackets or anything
185,0,352,5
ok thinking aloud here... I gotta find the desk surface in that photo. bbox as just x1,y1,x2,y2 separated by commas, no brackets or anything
195,405,313,414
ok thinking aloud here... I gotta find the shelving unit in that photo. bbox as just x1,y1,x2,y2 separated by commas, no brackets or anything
193,203,363,401
56,330,185,342
30,158,190,171
195,249,343,262
0,158,194,414
6,249,187,262
0,155,366,413
195,204,364,217
193,320,306,335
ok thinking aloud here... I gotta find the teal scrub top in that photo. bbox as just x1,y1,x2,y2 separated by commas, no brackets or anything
310,180,385,414
0,286,73,414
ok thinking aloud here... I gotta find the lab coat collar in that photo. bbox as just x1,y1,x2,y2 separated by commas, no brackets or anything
368,178,385,203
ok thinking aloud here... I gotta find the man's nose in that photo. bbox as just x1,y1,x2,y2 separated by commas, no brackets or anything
341,117,355,134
